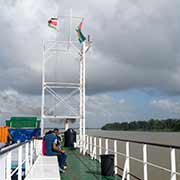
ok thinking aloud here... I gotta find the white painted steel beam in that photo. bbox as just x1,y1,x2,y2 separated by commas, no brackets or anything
114,140,118,175
86,135,89,153
45,85,80,89
122,142,130,180
105,139,108,154
25,143,30,175
99,138,102,162
126,142,130,180
45,82,80,86
18,146,22,180
41,41,45,137
90,136,93,158
6,151,11,180
93,137,97,159
30,141,33,167
143,144,148,180
43,115,80,119
171,148,176,180
0,155,6,180
82,42,86,155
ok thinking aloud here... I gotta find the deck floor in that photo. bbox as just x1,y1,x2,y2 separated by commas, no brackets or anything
61,148,121,180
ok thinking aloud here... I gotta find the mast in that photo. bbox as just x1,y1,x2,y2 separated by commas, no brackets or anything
40,10,89,155
82,41,86,155
40,41,45,137
80,42,86,154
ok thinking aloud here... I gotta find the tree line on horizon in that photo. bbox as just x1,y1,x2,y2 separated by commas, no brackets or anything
101,119,180,131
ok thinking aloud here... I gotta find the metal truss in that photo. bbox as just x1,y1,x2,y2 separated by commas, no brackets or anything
41,12,88,155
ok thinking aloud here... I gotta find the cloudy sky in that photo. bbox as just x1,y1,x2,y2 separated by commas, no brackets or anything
1,0,180,127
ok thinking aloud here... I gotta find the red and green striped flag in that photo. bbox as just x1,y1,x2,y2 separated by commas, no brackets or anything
76,20,86,43
48,17,58,29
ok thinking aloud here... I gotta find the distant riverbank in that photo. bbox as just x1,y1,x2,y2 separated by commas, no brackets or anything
101,119,180,132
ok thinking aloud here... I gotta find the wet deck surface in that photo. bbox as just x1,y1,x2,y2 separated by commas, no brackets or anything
61,148,121,180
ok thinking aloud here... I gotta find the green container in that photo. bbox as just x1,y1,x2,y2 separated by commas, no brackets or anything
8,117,40,128
6,120,10,127
10,117,37,121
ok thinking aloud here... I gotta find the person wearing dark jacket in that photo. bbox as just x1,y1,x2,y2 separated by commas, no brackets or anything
44,128,67,172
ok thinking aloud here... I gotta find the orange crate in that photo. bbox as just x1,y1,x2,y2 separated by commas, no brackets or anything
0,126,9,143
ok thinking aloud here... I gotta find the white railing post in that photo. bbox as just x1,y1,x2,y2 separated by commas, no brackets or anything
114,140,118,174
18,145,22,180
105,139,108,154
93,137,97,159
77,134,79,148
122,142,130,180
143,144,148,180
25,142,30,175
91,138,94,159
0,155,6,180
126,142,130,180
171,148,176,180
99,138,102,162
84,135,86,152
83,133,86,155
86,135,89,153
83,134,86,155
6,151,12,180
90,136,92,157
78,134,80,148
30,141,33,167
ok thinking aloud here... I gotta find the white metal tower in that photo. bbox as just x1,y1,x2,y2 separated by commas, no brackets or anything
41,11,90,154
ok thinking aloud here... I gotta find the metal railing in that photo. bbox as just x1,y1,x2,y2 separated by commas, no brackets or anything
77,135,180,180
0,140,35,180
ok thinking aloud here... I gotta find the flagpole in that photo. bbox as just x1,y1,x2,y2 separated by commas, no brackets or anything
41,41,45,136
82,41,86,155
55,11,58,116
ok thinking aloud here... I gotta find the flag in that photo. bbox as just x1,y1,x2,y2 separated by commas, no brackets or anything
79,21,83,30
48,17,58,29
76,20,86,43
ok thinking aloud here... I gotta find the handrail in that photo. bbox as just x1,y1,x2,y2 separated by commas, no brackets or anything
0,140,31,156
77,134,180,180
0,139,36,180
91,135,180,149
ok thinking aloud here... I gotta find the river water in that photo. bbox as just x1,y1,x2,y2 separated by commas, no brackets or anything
86,130,180,180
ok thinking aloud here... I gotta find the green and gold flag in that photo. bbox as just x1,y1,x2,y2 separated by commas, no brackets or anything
76,20,86,43
48,17,58,29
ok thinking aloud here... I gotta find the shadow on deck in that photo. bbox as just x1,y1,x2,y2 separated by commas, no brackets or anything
61,148,121,180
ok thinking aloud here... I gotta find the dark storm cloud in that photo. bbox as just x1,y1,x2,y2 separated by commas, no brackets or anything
1,0,180,126
0,0,180,96
87,0,180,95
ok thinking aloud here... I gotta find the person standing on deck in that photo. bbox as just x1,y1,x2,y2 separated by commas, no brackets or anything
44,128,67,172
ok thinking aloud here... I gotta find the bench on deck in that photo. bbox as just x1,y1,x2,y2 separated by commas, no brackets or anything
25,155,60,180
